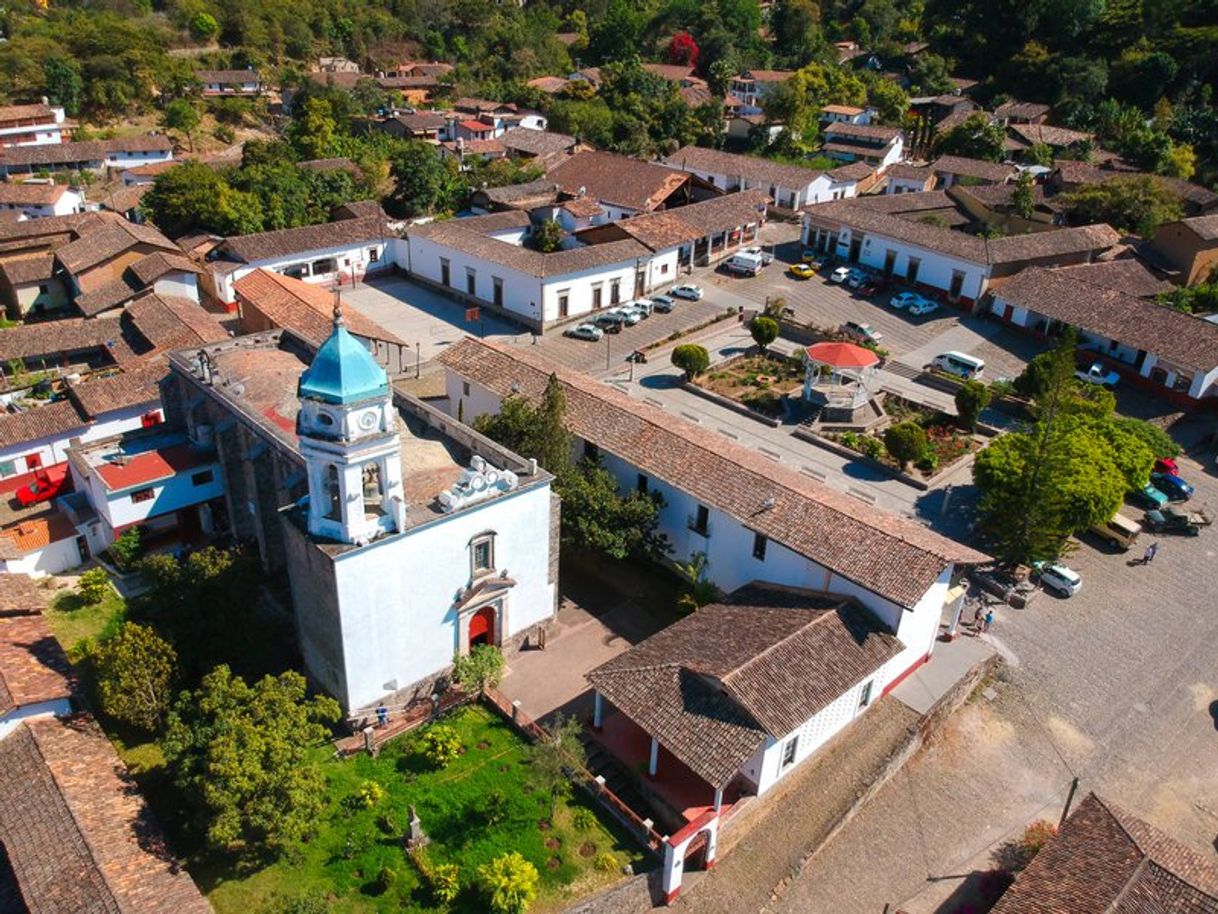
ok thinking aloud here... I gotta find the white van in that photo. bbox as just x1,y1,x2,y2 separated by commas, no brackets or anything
724,251,764,276
1088,512,1142,551
932,351,985,380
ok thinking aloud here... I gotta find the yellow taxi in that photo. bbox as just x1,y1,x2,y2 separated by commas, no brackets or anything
789,262,816,279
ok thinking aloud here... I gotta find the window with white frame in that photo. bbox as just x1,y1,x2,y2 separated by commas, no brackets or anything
858,680,874,710
470,532,495,577
780,736,798,768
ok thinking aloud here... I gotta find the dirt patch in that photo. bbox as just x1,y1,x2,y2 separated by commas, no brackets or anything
694,353,803,418
537,819,551,832
579,841,598,858
545,837,561,850
477,740,491,750
547,856,562,870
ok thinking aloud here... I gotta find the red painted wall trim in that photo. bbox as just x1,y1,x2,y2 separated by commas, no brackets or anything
882,650,931,696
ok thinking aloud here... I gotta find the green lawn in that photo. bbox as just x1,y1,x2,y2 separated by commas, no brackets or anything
44,586,127,658
201,705,647,914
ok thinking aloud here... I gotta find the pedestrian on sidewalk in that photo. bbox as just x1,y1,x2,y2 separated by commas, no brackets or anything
972,604,984,630
982,609,994,633
1142,542,1159,565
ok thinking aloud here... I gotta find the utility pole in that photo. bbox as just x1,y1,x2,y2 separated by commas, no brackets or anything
605,331,611,370
1059,776,1080,829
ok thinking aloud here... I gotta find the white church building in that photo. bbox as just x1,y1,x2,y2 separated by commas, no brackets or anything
161,311,559,712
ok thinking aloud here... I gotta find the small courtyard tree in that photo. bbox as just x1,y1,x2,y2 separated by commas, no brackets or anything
532,218,564,253
453,644,505,695
954,380,993,431
749,316,780,353
478,852,540,914
884,421,929,469
529,713,586,821
76,567,111,605
671,344,709,380
95,622,178,732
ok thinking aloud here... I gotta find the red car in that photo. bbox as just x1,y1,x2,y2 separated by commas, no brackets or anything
1154,457,1179,476
15,464,70,507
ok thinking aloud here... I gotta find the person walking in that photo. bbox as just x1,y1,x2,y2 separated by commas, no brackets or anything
1143,542,1159,565
982,609,994,633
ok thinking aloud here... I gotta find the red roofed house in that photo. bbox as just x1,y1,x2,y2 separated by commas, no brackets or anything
0,103,68,148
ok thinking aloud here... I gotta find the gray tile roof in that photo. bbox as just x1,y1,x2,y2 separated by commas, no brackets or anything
547,151,694,212
664,145,827,191
217,215,390,264
438,339,989,608
588,584,903,786
931,155,1017,184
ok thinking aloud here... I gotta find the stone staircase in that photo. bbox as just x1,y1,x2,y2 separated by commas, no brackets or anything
580,732,680,834
881,360,923,381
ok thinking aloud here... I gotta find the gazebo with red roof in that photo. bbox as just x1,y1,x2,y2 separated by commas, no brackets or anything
802,341,879,415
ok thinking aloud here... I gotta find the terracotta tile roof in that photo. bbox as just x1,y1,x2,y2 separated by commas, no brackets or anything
547,151,694,213
98,183,150,214
0,104,55,122
94,442,209,491
74,277,142,316
679,84,714,107
0,609,72,715
453,97,517,114
0,254,55,285
0,715,213,914
0,317,135,365
560,197,605,218
642,63,697,81
806,194,1118,264
55,219,178,276
992,793,1218,914
234,269,402,345
0,136,172,169
481,178,561,208
0,184,70,206
886,163,934,182
0,400,88,449
123,293,228,352
0,573,45,615
128,251,201,286
66,362,163,416
457,118,492,133
826,161,876,182
993,264,1218,371
588,584,902,786
1180,214,1218,241
195,68,261,84
737,69,793,83
529,77,571,95
1009,122,1093,148
217,215,389,264
994,100,1051,121
439,339,988,607
409,212,650,278
390,112,449,132
445,138,504,156
0,509,77,561
822,104,866,116
665,145,827,191
823,122,902,143
332,200,387,221
499,128,578,162
931,154,1016,184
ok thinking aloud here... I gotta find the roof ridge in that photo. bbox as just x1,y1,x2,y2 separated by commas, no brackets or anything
471,337,981,565
1095,794,1218,898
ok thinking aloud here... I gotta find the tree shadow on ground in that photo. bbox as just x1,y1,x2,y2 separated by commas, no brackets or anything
932,868,1015,913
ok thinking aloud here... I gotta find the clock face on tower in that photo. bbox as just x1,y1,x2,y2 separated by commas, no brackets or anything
357,409,380,432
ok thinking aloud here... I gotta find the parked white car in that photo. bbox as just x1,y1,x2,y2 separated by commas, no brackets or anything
650,294,676,312
670,284,703,300
907,299,940,316
890,291,923,309
564,323,604,342
829,266,852,283
1034,562,1082,597
744,245,775,265
1075,362,1119,388
612,306,643,326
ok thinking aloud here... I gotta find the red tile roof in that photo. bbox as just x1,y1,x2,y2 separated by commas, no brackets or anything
438,339,989,607
233,269,402,345
94,443,209,491
0,509,77,560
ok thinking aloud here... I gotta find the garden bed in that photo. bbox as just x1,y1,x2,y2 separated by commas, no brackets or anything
692,352,803,419
817,396,987,485
203,705,646,914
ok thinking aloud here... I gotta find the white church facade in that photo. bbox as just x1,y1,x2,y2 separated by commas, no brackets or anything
161,309,559,712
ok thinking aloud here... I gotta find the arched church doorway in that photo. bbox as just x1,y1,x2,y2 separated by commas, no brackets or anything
469,606,496,648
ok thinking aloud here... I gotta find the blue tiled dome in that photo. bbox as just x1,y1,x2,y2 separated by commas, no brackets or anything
298,323,388,405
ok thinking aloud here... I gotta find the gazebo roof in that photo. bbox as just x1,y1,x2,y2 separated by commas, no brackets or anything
805,341,879,369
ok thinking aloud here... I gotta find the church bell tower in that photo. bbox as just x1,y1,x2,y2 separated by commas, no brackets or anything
297,298,404,544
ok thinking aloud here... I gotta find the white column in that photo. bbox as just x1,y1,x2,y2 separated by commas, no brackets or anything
649,735,660,777
593,692,604,729
713,787,723,812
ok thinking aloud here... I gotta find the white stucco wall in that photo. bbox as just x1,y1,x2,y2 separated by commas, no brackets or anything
0,404,158,481
328,482,556,710
151,272,200,302
214,240,392,302
0,699,72,742
83,458,223,536
0,535,82,576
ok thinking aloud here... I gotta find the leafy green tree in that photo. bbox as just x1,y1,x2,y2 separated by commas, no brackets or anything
1058,175,1183,236
955,380,993,431
77,567,112,605
288,98,337,161
907,53,956,96
1162,143,1196,180
141,161,230,238
532,218,563,253
1107,415,1180,459
95,622,178,732
386,140,455,217
672,344,710,380
453,644,505,695
163,666,340,856
749,316,779,352
162,98,201,151
534,374,571,474
478,852,540,914
420,723,462,767
771,0,823,67
585,0,645,66
884,422,929,469
973,334,1126,563
557,460,665,560
1011,171,1035,219
1023,142,1054,167
43,57,83,116
1096,419,1155,490
429,863,461,904
933,112,1007,162
189,11,220,42
865,76,911,125
528,713,586,821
